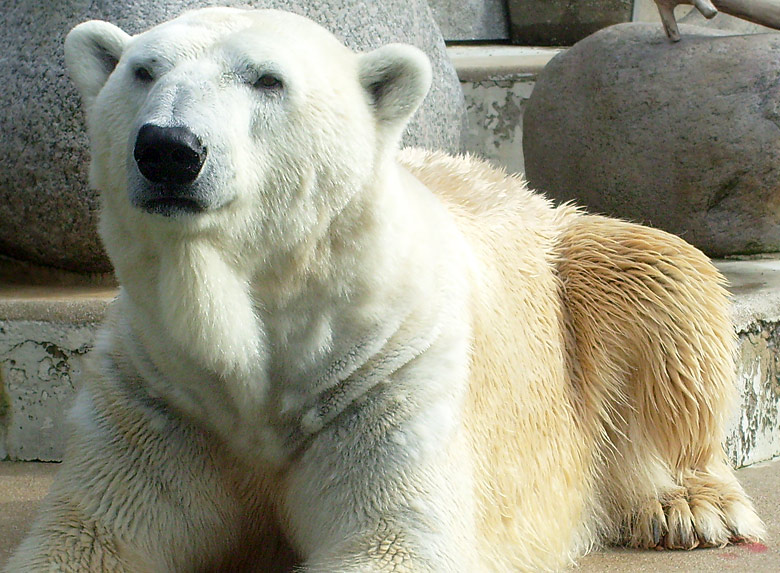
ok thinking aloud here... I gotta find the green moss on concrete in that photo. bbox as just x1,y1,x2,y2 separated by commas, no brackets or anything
0,369,7,422
0,369,8,460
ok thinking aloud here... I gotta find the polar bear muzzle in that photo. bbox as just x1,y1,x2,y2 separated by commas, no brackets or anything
134,124,207,186
130,123,210,216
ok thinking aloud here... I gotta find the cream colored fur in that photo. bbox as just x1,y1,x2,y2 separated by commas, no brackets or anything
6,7,763,572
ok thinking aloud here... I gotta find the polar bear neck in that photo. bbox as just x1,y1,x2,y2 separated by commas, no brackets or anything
106,169,397,370
105,162,469,461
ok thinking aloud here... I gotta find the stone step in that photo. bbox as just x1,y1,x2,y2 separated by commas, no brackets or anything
1,258,779,466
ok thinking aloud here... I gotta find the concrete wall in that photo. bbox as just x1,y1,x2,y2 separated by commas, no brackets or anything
729,322,780,467
0,320,97,461
450,45,562,176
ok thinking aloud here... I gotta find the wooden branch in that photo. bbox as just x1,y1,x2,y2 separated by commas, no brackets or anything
654,0,780,41
715,0,780,29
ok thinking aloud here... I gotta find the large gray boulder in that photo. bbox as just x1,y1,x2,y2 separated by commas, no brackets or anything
0,0,466,273
427,0,509,41
523,23,780,257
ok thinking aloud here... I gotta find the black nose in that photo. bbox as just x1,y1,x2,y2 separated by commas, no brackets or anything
133,124,207,185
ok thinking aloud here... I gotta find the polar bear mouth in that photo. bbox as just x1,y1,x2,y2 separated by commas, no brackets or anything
141,196,207,217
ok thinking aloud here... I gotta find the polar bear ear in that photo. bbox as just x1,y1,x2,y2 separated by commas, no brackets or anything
358,44,432,131
64,20,131,108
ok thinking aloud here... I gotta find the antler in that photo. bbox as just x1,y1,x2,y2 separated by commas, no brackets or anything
655,0,780,41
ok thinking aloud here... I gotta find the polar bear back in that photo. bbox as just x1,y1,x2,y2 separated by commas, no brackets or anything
399,148,593,569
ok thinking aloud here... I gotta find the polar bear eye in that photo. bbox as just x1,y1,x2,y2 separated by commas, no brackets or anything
253,74,282,90
134,66,154,84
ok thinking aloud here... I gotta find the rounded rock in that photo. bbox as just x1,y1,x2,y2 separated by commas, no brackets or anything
0,0,465,273
523,23,780,256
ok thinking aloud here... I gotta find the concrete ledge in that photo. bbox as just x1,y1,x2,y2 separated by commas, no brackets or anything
0,256,116,324
447,45,563,81
717,258,780,331
1,258,780,465
0,286,117,324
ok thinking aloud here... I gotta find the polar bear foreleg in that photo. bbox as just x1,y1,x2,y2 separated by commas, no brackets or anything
280,403,477,573
5,375,294,572
4,498,131,573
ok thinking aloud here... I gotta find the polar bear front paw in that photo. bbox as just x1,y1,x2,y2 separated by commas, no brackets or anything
621,471,765,550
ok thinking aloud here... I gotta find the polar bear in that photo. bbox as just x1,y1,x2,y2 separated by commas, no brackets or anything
6,7,764,572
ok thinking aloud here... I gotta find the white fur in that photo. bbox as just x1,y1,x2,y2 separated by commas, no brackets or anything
6,8,763,572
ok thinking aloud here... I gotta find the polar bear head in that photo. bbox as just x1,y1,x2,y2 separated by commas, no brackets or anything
64,7,431,262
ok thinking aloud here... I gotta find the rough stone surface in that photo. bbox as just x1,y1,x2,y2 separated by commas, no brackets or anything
523,23,780,257
427,0,509,41
508,0,634,46
0,0,466,273
0,462,59,567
